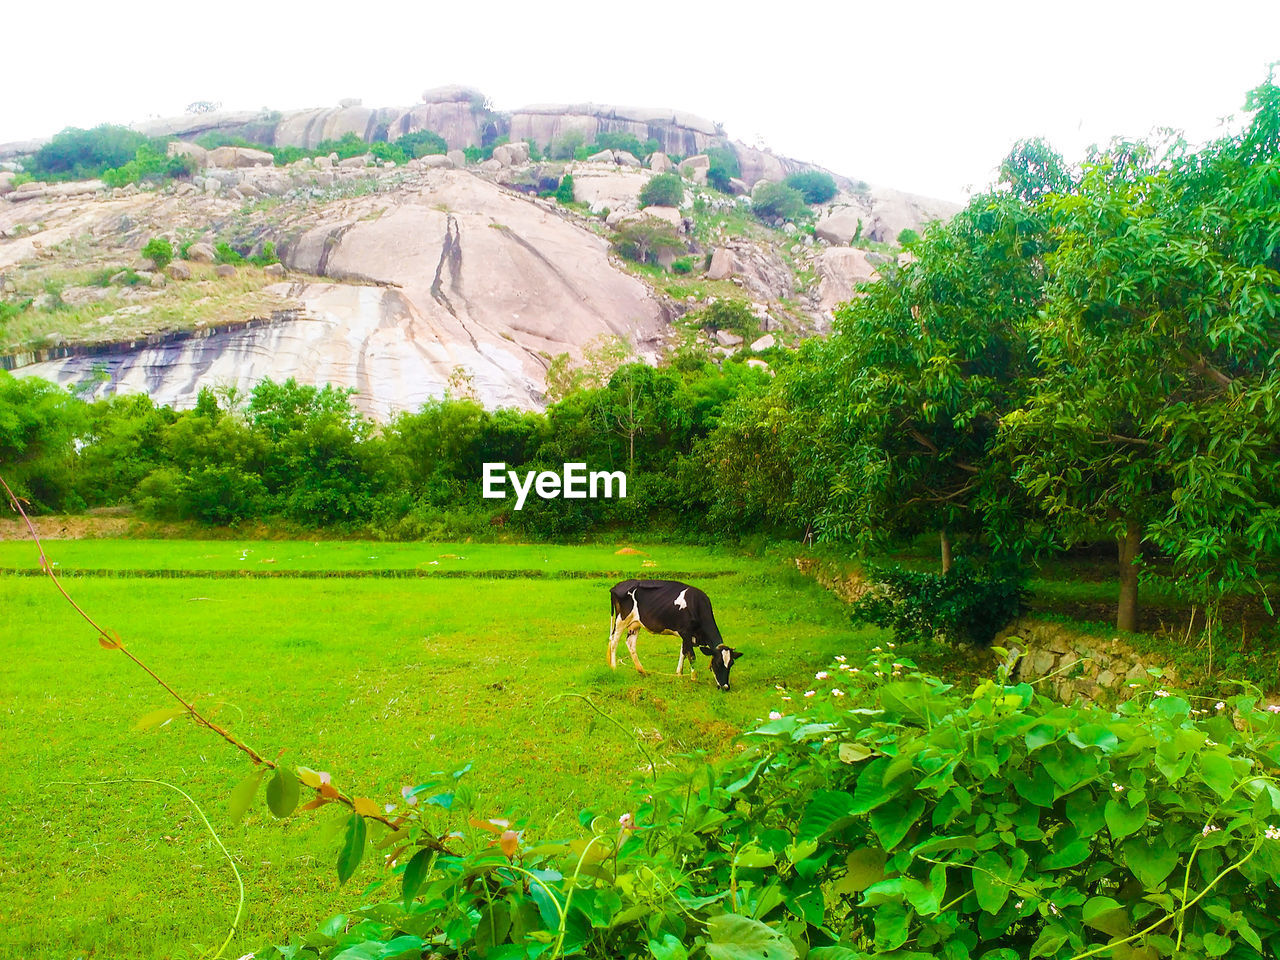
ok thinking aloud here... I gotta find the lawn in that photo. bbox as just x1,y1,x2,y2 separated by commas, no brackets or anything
0,540,875,959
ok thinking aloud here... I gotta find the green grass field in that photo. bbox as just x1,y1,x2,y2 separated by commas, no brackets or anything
0,540,877,959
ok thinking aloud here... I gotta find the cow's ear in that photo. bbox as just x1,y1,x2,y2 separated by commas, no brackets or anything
731,649,743,661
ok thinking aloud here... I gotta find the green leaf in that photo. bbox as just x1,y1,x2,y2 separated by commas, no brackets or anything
1203,932,1232,957
1040,838,1091,870
705,914,798,960
734,846,777,869
972,850,1025,914
800,791,856,841
1028,925,1069,958
870,794,925,851
872,900,909,952
1013,765,1056,807
266,768,301,818
835,847,887,894
1123,836,1179,888
401,847,431,907
337,812,367,885
1105,797,1149,840
228,769,265,826
851,757,894,814
648,934,689,960
1199,752,1236,799
1083,896,1131,938
475,900,511,950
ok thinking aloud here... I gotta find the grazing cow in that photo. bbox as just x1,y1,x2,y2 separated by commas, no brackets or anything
608,579,742,691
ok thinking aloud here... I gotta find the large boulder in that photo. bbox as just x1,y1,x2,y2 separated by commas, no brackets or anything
186,242,216,264
707,247,738,280
649,152,673,173
447,149,466,168
587,149,616,164
679,154,710,185
818,247,879,314
166,141,208,166
207,146,274,169
492,141,530,166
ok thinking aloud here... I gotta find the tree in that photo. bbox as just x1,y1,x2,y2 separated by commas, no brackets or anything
751,182,809,222
1003,74,1280,629
806,188,1049,569
784,170,838,204
0,372,86,511
555,174,575,204
611,219,685,267
706,146,741,193
638,173,684,209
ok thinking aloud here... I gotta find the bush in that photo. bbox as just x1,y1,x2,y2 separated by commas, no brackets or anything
141,237,173,270
273,658,1280,959
785,170,839,204
589,131,645,158
694,298,758,338
554,174,575,204
897,227,921,246
611,218,685,267
214,242,245,265
396,129,448,158
638,172,684,208
671,255,697,274
850,557,1027,647
707,145,741,193
751,181,810,222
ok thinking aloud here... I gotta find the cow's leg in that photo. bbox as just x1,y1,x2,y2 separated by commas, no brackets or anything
676,647,685,675
626,629,646,674
608,613,620,669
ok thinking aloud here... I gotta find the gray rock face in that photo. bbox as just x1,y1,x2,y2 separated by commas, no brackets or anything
817,247,879,314
508,102,718,158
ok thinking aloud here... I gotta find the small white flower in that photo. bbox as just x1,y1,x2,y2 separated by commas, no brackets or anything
832,688,845,697
815,671,829,680
839,663,851,671
804,690,816,698
1128,682,1140,688
1112,783,1125,792
887,643,896,649
1205,738,1218,746
1267,704,1280,714
872,646,882,653
1215,701,1226,711
1154,689,1171,698
781,696,792,701
769,711,782,720
1265,825,1280,840
835,655,847,663
1201,823,1221,837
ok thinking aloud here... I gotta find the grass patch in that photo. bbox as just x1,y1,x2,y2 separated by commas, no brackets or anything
0,265,293,353
0,540,873,959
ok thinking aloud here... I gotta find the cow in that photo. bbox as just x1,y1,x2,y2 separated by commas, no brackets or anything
608,579,742,691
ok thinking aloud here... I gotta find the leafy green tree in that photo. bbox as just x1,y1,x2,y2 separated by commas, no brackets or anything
1003,74,1280,628
805,188,1049,569
30,125,152,180
611,219,685,267
751,182,809,222
784,170,838,204
638,172,684,208
0,372,86,510
550,129,586,161
75,393,175,505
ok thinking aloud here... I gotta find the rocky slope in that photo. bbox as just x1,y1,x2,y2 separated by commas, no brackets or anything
1,88,960,416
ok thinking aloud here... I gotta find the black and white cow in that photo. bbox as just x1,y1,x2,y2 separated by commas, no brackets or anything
608,579,743,691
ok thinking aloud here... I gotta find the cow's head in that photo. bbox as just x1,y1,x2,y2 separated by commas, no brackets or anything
710,645,743,692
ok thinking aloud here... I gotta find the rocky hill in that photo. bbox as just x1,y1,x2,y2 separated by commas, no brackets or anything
0,87,960,417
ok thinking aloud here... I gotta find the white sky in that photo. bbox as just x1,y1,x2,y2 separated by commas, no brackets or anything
5,0,1278,203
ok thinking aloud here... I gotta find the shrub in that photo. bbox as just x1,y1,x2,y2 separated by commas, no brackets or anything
850,557,1027,647
897,227,921,246
694,298,758,338
368,141,407,165
671,255,697,274
638,172,684,208
589,131,645,158
785,169,839,204
550,129,586,160
555,174,575,204
751,181,810,222
396,129,448,158
273,657,1280,959
707,145,741,193
247,242,280,267
141,237,173,270
0,299,31,324
214,242,245,265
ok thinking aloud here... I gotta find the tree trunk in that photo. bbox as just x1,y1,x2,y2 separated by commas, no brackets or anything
940,529,953,575
1117,520,1142,632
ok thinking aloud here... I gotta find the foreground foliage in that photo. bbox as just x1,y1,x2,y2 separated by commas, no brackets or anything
266,658,1280,959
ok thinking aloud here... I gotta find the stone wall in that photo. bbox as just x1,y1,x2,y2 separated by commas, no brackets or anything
793,556,1175,705
998,618,1176,704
